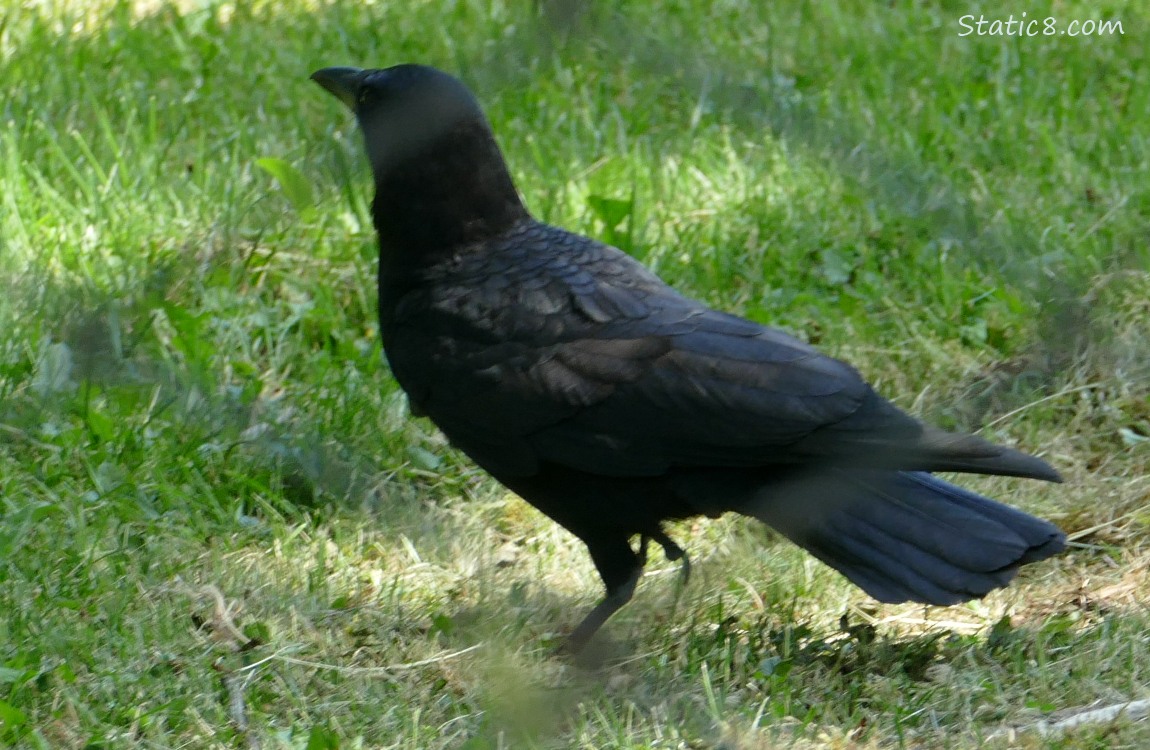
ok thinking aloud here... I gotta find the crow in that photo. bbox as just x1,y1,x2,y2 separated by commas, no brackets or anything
311,64,1066,653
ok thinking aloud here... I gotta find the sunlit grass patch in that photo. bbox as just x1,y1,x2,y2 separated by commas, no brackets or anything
1,0,1148,747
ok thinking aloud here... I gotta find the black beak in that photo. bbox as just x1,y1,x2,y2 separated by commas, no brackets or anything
311,66,366,110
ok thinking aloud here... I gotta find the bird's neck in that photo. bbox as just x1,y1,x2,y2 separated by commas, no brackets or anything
370,122,529,267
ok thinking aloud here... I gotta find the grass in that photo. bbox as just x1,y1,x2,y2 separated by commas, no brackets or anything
1,0,1148,746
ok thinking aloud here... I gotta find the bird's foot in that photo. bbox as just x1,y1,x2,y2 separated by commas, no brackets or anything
649,528,691,586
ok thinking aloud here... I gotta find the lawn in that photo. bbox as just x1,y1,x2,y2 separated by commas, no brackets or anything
2,0,1148,747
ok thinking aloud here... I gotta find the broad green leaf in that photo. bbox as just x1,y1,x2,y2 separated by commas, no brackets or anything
256,157,316,218
306,724,340,750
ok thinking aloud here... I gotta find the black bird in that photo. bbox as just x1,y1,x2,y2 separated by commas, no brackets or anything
311,64,1066,652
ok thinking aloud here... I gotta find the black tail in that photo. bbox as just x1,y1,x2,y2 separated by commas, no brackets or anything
743,470,1066,605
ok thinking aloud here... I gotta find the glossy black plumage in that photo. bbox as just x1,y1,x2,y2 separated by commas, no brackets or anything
312,64,1066,652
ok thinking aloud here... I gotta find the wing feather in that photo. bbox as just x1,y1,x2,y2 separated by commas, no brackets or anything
388,224,924,477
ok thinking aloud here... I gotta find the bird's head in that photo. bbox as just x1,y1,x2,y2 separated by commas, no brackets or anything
311,64,490,176
311,63,527,255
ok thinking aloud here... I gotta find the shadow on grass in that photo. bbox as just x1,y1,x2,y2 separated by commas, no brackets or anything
165,515,1150,748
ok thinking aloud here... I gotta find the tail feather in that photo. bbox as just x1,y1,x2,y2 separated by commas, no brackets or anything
743,470,1066,605
912,427,1065,483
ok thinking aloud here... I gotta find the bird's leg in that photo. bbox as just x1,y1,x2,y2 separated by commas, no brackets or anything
649,527,691,586
563,537,646,655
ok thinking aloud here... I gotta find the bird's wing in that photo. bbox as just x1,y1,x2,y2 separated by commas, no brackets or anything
387,226,1020,478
